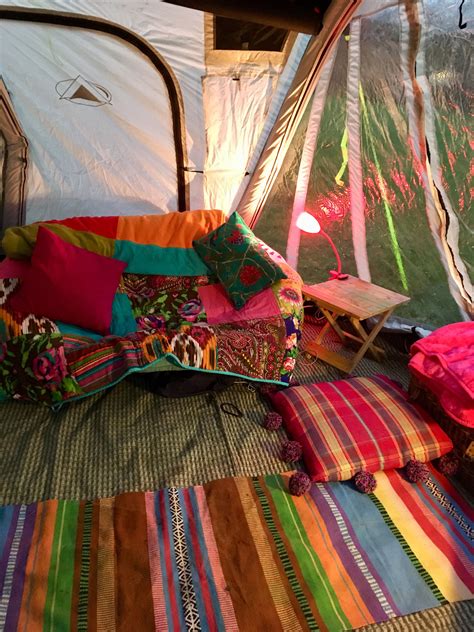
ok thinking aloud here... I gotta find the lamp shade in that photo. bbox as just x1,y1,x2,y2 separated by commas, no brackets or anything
296,212,321,234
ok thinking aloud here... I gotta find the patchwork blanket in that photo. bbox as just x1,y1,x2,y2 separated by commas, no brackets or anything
0,468,472,631
0,211,303,405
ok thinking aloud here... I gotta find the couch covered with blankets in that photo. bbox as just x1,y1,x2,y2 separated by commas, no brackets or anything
0,210,303,406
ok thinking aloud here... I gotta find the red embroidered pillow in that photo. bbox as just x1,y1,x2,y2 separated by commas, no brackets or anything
10,227,126,335
269,375,453,482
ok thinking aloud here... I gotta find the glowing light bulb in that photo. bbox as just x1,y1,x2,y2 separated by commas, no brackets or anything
296,212,321,234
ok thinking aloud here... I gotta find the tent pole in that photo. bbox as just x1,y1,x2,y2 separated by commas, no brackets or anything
346,18,371,282
235,0,362,228
285,45,338,270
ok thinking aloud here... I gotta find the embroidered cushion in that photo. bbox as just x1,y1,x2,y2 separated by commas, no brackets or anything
269,375,453,482
193,212,286,309
10,227,126,335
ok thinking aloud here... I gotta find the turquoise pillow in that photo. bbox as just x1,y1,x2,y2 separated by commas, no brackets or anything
193,212,287,309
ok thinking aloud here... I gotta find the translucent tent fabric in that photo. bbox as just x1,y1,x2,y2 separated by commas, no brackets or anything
424,0,473,287
255,0,473,328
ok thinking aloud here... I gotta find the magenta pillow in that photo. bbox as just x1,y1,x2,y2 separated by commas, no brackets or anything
9,227,126,334
198,283,280,325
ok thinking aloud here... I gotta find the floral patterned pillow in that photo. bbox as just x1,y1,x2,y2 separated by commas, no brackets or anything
0,333,81,405
193,212,287,309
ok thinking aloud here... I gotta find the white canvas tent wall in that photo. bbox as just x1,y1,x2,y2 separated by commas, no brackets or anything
0,0,472,328
0,0,357,223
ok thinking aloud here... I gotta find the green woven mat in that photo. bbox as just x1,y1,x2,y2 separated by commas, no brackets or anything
0,381,291,505
359,600,474,632
0,322,410,505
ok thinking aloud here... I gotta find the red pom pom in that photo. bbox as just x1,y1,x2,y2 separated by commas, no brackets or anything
281,440,303,463
437,452,460,477
354,470,377,493
259,384,278,397
405,459,430,484
262,411,283,431
288,472,311,496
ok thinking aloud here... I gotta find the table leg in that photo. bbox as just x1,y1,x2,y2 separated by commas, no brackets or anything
319,307,347,343
315,319,332,345
347,308,394,372
349,317,385,362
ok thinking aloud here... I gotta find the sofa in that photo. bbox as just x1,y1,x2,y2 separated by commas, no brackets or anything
0,210,303,406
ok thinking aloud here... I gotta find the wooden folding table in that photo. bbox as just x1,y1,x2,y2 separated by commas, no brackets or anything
303,275,409,374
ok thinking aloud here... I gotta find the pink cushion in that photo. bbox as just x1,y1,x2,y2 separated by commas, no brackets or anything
409,323,474,428
269,375,453,482
9,227,126,334
198,283,280,325
410,353,474,428
0,258,30,279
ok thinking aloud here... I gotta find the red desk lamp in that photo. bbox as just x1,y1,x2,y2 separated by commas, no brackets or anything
296,212,348,280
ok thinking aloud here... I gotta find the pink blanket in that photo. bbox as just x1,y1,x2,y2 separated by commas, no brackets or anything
409,322,474,428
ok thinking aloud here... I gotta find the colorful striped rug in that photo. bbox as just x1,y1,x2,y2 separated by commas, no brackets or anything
1,467,472,631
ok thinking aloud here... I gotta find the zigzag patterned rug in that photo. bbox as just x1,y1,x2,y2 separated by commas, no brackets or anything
1,467,472,631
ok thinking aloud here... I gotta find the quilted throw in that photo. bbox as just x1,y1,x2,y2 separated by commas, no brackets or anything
0,211,303,406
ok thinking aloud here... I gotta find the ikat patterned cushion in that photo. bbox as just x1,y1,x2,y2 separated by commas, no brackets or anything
193,212,287,309
269,375,453,482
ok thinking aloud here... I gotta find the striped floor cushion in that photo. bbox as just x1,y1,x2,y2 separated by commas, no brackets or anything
269,375,453,482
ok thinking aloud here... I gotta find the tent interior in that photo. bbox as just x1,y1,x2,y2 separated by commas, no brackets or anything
0,1,473,630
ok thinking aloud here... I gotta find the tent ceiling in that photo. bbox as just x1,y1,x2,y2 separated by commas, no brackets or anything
163,0,332,34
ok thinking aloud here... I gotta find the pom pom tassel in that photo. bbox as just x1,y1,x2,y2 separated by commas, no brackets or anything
259,384,278,397
288,472,311,496
281,440,303,463
436,452,460,477
405,459,430,484
354,470,377,493
262,411,283,431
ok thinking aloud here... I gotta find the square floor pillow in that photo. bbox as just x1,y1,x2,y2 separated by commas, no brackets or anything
269,375,453,482
193,211,287,309
9,226,126,335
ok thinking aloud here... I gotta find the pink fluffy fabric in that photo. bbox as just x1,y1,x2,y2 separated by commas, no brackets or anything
409,322,474,428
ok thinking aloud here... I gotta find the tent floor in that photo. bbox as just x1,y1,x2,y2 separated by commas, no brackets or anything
0,321,411,506
1,322,473,631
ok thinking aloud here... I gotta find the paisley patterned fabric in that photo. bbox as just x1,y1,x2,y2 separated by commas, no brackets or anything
216,317,286,381
273,280,304,380
125,274,209,331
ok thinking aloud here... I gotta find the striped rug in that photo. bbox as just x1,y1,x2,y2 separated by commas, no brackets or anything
1,467,472,631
